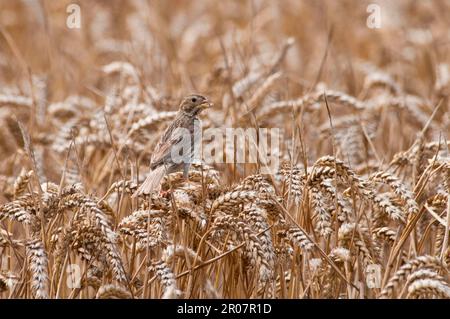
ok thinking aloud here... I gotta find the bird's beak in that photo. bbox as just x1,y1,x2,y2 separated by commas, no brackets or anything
199,100,212,109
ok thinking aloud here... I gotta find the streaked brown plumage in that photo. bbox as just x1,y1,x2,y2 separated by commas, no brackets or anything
133,94,212,197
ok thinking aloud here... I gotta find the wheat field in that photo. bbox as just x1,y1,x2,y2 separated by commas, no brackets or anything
0,0,449,299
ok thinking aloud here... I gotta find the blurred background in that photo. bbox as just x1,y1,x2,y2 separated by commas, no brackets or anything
0,0,449,100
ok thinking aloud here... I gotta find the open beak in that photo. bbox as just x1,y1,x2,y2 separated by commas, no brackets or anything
199,100,212,109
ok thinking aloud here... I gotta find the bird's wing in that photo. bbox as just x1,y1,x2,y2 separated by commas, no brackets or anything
150,126,190,169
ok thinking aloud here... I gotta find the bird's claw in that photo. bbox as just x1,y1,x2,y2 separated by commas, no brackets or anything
159,189,172,198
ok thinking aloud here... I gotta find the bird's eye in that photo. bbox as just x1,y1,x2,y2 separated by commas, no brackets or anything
191,97,197,103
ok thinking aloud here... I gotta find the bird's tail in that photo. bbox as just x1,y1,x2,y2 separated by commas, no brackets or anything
132,166,166,198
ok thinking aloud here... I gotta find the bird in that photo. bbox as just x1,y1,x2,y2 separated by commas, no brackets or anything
132,94,212,197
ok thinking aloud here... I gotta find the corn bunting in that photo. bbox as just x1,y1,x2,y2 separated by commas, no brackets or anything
133,94,212,196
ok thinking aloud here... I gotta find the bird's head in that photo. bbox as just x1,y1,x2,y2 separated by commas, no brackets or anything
179,94,212,117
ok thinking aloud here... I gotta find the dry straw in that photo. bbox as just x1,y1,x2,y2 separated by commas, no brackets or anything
0,0,449,299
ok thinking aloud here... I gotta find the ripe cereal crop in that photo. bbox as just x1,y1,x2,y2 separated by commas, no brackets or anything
0,0,449,299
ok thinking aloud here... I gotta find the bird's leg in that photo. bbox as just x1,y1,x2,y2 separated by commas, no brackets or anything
159,189,172,198
183,163,190,181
